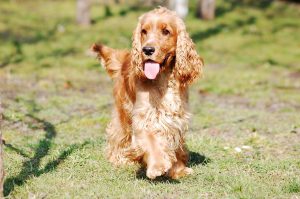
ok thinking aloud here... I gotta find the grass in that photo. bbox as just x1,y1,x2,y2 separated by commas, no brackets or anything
1,0,300,198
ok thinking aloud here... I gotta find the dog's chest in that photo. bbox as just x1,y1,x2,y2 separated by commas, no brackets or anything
132,78,189,133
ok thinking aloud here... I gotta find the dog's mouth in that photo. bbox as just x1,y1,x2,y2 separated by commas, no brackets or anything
143,54,171,80
144,60,160,80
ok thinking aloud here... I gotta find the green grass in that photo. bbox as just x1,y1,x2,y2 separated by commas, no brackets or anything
1,0,300,198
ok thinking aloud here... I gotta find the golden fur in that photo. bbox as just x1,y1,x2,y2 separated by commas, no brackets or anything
92,7,203,179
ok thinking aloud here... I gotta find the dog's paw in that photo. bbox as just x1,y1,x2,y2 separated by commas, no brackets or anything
146,161,172,179
168,166,193,179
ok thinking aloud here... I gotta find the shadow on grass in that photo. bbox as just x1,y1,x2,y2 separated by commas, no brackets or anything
0,19,67,45
4,123,90,196
216,0,273,18
192,16,256,42
118,5,150,16
92,5,114,23
92,4,150,23
3,107,90,197
0,19,71,68
135,151,210,183
3,114,55,196
189,151,210,167
0,40,23,68
3,143,30,159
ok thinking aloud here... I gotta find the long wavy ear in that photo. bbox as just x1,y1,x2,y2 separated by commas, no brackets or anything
174,20,204,86
131,16,144,77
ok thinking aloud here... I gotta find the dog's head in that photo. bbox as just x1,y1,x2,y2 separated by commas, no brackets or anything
132,7,203,85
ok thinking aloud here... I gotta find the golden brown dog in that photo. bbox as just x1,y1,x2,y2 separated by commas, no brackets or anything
92,7,203,179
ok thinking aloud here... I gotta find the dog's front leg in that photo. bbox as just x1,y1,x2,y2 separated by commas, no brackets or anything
134,131,176,179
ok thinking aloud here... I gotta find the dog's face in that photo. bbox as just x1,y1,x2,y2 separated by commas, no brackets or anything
139,13,177,79
132,7,203,84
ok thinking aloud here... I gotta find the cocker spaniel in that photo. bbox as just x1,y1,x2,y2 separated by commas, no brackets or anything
92,7,203,179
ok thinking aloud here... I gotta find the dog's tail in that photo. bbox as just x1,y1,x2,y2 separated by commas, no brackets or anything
91,43,129,79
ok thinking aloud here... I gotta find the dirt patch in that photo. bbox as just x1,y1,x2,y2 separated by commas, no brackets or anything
198,91,300,112
288,71,300,79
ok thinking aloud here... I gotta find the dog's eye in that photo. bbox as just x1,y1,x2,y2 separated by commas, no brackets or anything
141,29,147,35
162,29,170,36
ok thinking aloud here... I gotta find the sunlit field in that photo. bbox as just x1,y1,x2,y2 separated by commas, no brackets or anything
1,0,300,198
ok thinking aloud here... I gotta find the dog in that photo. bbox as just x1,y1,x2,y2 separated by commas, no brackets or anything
92,7,203,179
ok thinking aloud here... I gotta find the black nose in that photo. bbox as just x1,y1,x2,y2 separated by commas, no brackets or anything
142,46,155,56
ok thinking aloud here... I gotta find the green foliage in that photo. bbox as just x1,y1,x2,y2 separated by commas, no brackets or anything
1,0,299,198
283,178,300,193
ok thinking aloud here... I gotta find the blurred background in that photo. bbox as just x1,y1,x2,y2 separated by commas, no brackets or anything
0,0,299,73
0,0,300,198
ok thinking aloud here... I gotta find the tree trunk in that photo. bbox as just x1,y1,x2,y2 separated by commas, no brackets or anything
168,0,188,19
197,0,215,20
76,0,91,26
0,105,4,198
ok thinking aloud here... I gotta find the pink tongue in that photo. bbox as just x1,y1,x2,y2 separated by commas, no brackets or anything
144,62,160,79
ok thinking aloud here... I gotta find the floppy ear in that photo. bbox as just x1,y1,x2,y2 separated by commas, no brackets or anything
174,22,204,86
131,17,144,77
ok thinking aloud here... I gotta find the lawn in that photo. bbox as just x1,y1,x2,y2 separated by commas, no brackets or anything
0,0,300,198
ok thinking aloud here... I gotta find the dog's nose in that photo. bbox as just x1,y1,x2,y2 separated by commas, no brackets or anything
142,46,155,56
